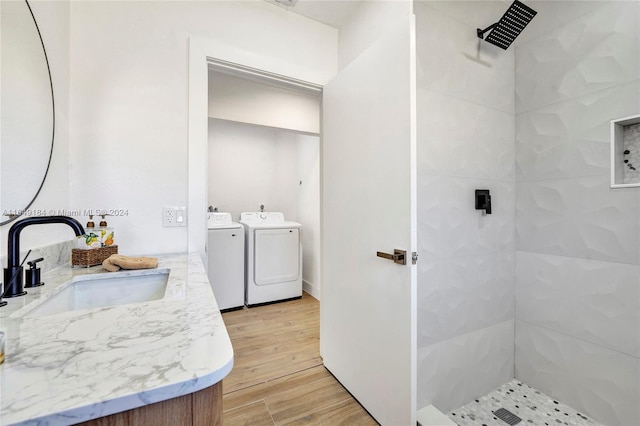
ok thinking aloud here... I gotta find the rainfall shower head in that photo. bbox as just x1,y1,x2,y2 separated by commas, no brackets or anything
477,0,537,50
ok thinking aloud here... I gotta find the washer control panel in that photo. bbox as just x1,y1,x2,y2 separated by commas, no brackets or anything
240,212,285,224
207,212,233,228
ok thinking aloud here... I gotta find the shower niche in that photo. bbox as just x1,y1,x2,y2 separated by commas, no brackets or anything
611,114,640,188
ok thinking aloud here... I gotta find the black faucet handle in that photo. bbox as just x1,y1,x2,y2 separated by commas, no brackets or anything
25,257,45,288
27,258,44,269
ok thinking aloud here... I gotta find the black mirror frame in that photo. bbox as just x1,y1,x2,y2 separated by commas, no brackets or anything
1,0,56,227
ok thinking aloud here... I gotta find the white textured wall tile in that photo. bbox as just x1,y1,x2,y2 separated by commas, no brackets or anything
417,320,514,414
514,3,640,425
515,1,640,113
514,1,612,46
418,176,515,259
516,251,640,357
418,1,509,34
420,1,612,50
515,321,640,426
418,252,514,347
416,2,517,416
417,88,515,181
516,82,640,181
516,175,640,264
415,2,514,113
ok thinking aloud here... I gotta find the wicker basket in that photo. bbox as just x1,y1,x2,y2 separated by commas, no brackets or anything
71,246,118,267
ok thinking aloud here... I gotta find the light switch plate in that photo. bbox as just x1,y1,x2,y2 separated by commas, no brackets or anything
162,206,187,227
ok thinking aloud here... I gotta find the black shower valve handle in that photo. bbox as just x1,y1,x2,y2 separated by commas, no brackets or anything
475,189,492,215
27,257,44,269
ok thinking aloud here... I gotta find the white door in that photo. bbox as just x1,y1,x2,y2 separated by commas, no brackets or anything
321,15,417,426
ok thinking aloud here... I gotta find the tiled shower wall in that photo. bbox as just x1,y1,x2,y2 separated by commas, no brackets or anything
415,1,516,412
514,2,640,425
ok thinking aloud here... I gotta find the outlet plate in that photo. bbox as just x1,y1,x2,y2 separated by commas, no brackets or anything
162,206,186,227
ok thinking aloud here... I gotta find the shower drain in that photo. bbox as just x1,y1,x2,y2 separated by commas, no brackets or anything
493,408,522,425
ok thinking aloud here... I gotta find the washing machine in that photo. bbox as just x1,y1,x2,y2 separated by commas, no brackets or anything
239,212,302,306
207,212,245,311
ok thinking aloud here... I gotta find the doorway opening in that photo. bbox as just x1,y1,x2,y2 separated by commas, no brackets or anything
204,63,372,426
204,61,322,301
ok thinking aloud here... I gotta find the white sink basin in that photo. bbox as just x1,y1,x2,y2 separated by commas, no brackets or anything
22,269,170,317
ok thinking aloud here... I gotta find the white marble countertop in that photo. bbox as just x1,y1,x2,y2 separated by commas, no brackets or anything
0,253,234,426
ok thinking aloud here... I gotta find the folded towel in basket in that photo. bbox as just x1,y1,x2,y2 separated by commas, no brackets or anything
102,254,158,272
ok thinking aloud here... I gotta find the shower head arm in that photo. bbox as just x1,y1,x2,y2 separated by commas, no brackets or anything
477,23,497,40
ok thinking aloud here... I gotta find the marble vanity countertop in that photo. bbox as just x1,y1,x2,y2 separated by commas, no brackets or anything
0,253,234,426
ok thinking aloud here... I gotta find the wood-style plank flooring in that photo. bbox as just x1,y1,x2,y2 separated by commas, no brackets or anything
221,293,377,425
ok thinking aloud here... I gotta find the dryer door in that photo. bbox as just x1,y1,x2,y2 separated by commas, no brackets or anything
254,228,300,285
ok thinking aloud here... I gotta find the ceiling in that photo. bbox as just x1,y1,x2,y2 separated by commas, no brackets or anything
265,0,362,28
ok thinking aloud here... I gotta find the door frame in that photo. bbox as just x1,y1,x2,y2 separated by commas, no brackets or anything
187,36,329,267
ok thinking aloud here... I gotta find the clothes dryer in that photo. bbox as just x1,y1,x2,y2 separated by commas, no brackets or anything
207,212,245,311
239,212,302,306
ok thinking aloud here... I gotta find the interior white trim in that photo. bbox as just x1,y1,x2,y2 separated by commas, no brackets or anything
208,58,323,95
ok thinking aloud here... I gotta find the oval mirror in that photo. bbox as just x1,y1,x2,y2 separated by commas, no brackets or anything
1,0,55,226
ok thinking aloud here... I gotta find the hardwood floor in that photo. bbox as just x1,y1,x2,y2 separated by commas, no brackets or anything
221,293,377,425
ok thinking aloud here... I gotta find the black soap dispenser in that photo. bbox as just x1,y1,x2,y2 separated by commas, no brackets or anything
25,258,45,288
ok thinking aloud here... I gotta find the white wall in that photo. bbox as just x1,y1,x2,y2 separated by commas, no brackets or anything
514,2,640,425
414,0,516,413
208,71,320,134
69,0,336,255
208,119,320,296
338,0,412,69
295,134,320,299
1,0,72,269
208,119,299,219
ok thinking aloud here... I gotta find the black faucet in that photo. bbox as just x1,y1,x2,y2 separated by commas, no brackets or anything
3,216,85,298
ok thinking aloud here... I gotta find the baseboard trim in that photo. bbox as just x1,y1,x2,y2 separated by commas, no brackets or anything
302,280,319,301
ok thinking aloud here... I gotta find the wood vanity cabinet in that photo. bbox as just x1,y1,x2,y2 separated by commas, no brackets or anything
76,382,222,426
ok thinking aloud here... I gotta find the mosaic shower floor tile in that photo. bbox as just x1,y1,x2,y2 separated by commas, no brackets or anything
448,379,601,426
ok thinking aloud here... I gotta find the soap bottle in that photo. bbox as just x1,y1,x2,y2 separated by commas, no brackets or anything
98,214,115,247
81,215,101,248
